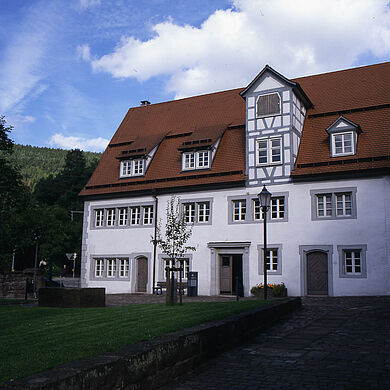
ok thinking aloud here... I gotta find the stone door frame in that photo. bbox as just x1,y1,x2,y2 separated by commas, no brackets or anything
299,245,334,296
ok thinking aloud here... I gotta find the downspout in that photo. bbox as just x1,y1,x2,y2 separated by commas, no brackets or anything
152,190,158,294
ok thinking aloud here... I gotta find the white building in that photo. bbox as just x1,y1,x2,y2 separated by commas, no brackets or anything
80,63,390,297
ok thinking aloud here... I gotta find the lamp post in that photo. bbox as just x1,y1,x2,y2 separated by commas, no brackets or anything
258,185,272,300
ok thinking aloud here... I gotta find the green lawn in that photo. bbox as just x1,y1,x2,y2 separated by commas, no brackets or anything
0,300,270,384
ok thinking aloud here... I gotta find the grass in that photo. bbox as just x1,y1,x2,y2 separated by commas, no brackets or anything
0,298,34,305
0,300,270,384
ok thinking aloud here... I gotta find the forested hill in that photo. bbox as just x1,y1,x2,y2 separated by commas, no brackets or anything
8,144,102,190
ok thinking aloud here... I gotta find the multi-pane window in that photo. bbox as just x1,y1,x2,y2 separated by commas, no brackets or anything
106,209,116,226
107,258,117,277
93,204,155,229
317,194,332,217
120,159,145,177
121,161,132,177
184,152,195,169
130,207,140,225
133,159,144,175
336,193,352,216
119,259,129,278
143,206,154,225
233,200,246,221
253,198,262,220
95,259,104,277
183,203,195,223
182,150,210,170
198,151,209,168
95,209,104,227
118,208,128,226
265,249,278,272
256,93,280,117
344,250,361,275
198,202,210,223
164,259,189,279
332,132,353,156
256,137,282,165
313,191,354,219
271,197,285,219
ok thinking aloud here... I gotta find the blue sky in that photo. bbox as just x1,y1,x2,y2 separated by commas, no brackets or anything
1,0,389,152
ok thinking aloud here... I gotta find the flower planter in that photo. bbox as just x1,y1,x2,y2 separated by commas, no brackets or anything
251,287,287,298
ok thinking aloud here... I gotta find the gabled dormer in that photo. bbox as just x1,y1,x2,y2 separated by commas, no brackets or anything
240,65,312,186
326,116,361,157
178,124,227,172
116,133,165,178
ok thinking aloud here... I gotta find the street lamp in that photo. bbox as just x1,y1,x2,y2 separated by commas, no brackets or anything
258,185,272,300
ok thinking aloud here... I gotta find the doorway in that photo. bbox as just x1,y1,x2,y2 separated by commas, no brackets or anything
306,251,328,295
136,256,148,292
219,254,243,295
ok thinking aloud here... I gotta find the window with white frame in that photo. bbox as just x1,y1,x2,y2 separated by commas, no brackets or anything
256,137,282,165
311,188,356,220
95,209,104,227
118,208,128,226
332,132,354,156
130,206,140,225
265,249,279,272
316,194,332,217
183,202,195,223
95,259,104,277
164,258,190,279
143,206,154,225
107,258,117,277
119,258,129,278
344,250,361,275
233,200,246,221
258,244,282,275
338,245,367,278
197,201,210,223
335,193,352,216
120,159,145,177
253,197,285,221
106,208,116,226
92,203,155,229
182,150,211,170
256,93,280,117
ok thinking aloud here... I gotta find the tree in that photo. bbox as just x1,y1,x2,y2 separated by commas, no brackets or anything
0,117,34,271
155,196,196,304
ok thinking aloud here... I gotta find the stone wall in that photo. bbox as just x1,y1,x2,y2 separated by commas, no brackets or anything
2,298,301,390
0,270,44,299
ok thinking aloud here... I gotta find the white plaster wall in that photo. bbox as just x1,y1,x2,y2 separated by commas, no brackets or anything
83,176,389,297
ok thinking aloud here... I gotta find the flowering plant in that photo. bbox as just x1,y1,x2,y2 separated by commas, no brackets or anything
250,282,286,297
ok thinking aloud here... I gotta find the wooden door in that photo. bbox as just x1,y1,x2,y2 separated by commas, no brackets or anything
137,257,148,292
220,255,232,294
307,251,328,295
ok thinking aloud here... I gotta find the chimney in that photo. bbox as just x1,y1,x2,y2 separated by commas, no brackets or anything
140,100,151,106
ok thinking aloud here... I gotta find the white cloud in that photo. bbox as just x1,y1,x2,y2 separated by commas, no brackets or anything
87,0,390,98
77,44,92,62
79,0,101,10
0,1,60,113
48,133,109,152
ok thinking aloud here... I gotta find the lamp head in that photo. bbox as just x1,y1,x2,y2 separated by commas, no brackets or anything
258,185,272,208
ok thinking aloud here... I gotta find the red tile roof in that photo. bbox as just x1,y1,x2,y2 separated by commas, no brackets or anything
80,62,390,198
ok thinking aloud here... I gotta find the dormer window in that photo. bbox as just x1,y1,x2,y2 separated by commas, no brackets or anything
256,93,280,117
120,159,144,177
182,150,210,171
256,137,282,165
326,116,360,158
332,132,354,156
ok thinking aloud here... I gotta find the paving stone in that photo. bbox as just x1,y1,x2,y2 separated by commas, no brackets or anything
161,296,390,390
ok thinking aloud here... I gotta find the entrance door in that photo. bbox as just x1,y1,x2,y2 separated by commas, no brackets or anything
307,251,328,295
137,257,148,292
220,255,232,294
220,254,243,295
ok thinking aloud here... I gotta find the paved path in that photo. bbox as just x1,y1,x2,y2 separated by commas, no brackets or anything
161,297,390,390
